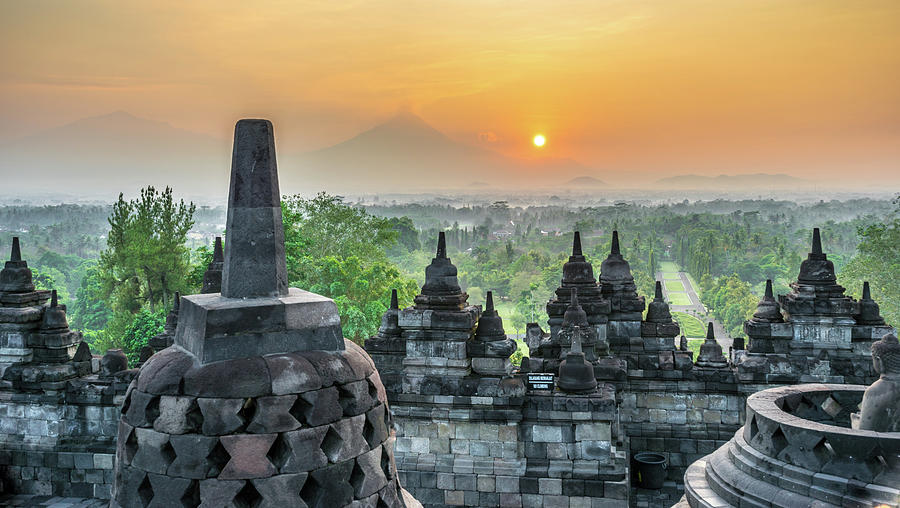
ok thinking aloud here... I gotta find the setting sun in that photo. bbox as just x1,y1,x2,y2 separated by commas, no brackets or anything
533,134,546,147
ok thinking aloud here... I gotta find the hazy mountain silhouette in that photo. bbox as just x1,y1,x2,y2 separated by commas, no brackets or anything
0,111,229,198
284,112,592,192
655,173,808,189
0,111,599,197
565,176,605,187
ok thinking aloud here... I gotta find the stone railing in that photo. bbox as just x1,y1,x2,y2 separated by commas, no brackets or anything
683,384,900,508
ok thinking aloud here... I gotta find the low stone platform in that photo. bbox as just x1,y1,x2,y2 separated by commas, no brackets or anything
682,384,900,507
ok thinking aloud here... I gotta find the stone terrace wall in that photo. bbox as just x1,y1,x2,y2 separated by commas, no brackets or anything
0,375,128,499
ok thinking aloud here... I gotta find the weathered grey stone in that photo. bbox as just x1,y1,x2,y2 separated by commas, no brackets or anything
219,433,277,479
146,473,195,507
131,428,175,475
297,386,343,427
221,119,287,300
183,356,271,398
339,379,375,416
176,290,345,364
277,426,329,473
167,434,220,479
153,395,198,435
252,473,309,508
326,414,370,463
264,353,322,395
138,347,195,395
246,395,301,434
352,445,388,498
304,461,355,508
198,398,246,435
198,478,245,508
125,390,160,428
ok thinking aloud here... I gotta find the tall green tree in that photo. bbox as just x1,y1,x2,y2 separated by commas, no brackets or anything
97,186,195,332
282,192,418,343
841,197,900,327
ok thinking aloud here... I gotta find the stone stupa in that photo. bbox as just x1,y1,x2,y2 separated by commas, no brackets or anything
111,119,419,508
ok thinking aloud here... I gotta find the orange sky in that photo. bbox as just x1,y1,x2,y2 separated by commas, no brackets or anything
2,0,899,182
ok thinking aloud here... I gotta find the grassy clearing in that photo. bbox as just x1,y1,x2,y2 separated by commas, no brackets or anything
665,280,686,292
662,272,680,280
672,311,706,338
659,261,679,272
511,338,529,366
667,292,693,306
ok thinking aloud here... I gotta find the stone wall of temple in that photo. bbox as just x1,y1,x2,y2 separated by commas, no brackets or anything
0,239,132,499
368,227,894,508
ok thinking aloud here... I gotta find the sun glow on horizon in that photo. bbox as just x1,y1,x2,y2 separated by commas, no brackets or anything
533,134,546,147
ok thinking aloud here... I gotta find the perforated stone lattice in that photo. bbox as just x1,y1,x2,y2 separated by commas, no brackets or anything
111,341,405,508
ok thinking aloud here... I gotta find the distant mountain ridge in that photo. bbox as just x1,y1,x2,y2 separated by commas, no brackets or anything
656,173,807,189
283,112,595,192
0,111,229,197
565,176,605,187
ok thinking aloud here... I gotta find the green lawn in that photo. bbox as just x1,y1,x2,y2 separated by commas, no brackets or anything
662,272,680,280
672,312,706,338
665,280,686,292
659,261,679,272
667,292,692,306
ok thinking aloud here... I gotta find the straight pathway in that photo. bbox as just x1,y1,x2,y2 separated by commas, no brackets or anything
657,266,733,352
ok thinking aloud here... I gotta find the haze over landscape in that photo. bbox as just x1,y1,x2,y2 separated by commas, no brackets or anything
2,1,899,197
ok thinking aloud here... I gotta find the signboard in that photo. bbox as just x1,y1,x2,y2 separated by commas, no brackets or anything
526,373,554,391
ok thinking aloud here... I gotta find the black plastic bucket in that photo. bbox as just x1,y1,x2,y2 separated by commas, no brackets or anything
633,452,667,489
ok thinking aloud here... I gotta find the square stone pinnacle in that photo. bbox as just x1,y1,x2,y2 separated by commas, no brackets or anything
175,288,345,364
222,119,289,299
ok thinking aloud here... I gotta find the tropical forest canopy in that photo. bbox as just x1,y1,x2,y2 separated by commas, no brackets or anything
1,191,897,364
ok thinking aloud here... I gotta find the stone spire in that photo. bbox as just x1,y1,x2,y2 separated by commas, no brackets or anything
173,119,344,363
600,230,636,289
855,281,885,325
201,236,224,294
40,290,68,331
645,281,673,323
415,232,468,310
562,289,589,328
0,237,35,293
148,292,181,353
221,120,288,299
375,288,402,339
558,326,598,393
118,119,414,507
695,322,727,368
797,228,837,285
751,280,784,323
560,231,596,285
468,291,516,375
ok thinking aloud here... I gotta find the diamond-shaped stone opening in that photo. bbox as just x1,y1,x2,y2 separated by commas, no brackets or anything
367,377,380,401
770,426,788,456
146,395,161,424
138,474,153,506
121,390,133,415
748,415,759,442
812,437,836,467
380,445,394,480
234,480,262,508
160,440,177,466
185,400,204,432
363,417,379,449
349,460,366,496
181,480,200,506
266,433,291,472
289,396,312,426
337,385,358,416
206,440,230,477
238,398,257,425
820,396,842,418
124,427,138,464
299,474,321,507
321,426,345,463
